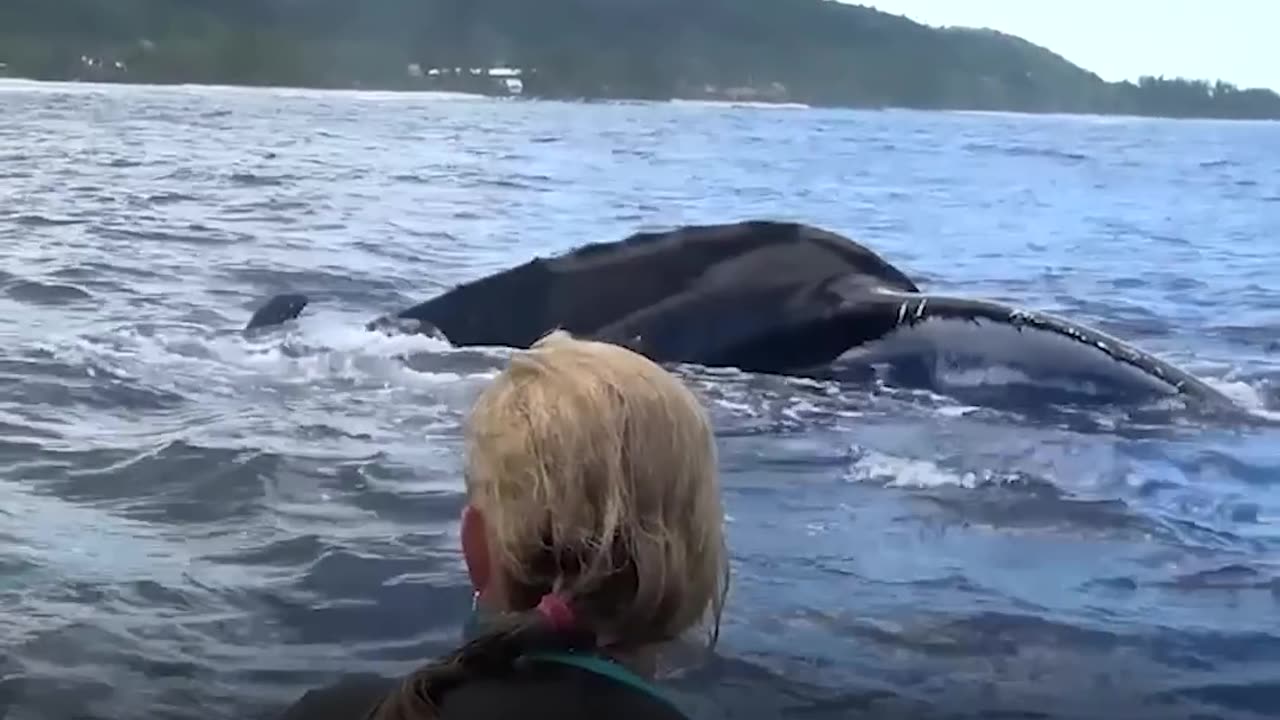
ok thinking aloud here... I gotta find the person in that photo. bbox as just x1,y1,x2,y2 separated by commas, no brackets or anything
278,330,730,720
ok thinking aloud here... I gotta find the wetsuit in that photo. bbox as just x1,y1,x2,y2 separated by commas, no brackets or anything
276,652,690,720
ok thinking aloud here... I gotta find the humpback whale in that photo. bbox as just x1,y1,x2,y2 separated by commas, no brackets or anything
245,220,1234,409
244,292,310,333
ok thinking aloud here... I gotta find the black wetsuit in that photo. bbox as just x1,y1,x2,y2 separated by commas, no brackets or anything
276,653,690,720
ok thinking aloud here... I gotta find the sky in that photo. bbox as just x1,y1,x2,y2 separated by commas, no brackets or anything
860,1,1277,91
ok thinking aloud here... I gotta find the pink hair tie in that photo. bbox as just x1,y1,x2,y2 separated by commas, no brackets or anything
536,593,576,631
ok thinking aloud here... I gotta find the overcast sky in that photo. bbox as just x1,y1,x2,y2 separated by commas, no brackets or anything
861,0,1276,91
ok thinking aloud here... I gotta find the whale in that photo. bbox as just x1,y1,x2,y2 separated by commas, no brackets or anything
244,292,310,333
244,220,1234,409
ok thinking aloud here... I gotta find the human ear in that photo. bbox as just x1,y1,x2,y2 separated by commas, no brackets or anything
460,503,492,595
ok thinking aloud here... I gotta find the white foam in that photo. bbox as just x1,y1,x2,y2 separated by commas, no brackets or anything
19,310,513,460
667,98,812,111
844,448,977,490
1205,376,1278,415
935,404,983,418
56,312,487,395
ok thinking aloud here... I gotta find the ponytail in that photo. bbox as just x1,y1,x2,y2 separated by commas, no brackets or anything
366,594,595,720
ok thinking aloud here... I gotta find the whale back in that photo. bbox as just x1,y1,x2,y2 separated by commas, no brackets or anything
395,220,918,348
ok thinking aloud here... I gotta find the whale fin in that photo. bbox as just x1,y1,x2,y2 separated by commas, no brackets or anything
595,274,1232,408
829,288,1233,407
245,293,310,332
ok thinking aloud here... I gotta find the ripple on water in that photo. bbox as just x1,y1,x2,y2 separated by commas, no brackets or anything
2,278,94,306
0,82,1279,720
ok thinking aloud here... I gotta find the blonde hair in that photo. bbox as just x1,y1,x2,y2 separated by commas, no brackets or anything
464,330,729,649
367,332,728,720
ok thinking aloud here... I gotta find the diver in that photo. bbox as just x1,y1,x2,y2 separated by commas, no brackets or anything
277,330,730,720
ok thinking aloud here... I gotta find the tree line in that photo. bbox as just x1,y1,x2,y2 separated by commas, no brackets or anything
1,0,1277,120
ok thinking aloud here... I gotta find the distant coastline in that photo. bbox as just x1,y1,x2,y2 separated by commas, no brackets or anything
2,0,1277,121
4,73,1277,125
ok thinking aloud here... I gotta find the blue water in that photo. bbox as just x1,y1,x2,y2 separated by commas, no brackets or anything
1,80,1278,720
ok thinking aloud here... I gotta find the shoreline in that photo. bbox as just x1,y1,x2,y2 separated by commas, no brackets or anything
1,76,1276,124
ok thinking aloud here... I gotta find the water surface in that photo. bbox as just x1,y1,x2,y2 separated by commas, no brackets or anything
1,80,1278,720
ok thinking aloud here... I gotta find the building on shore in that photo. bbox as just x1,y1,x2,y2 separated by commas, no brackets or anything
409,65,527,96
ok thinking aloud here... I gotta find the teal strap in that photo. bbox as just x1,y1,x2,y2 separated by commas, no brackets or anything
523,651,686,716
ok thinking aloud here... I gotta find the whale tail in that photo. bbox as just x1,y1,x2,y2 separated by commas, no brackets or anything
244,293,311,332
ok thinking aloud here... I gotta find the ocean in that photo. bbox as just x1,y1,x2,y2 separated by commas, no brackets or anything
0,79,1277,720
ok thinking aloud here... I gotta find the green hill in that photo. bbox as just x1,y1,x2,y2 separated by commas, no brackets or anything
1,0,1276,119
